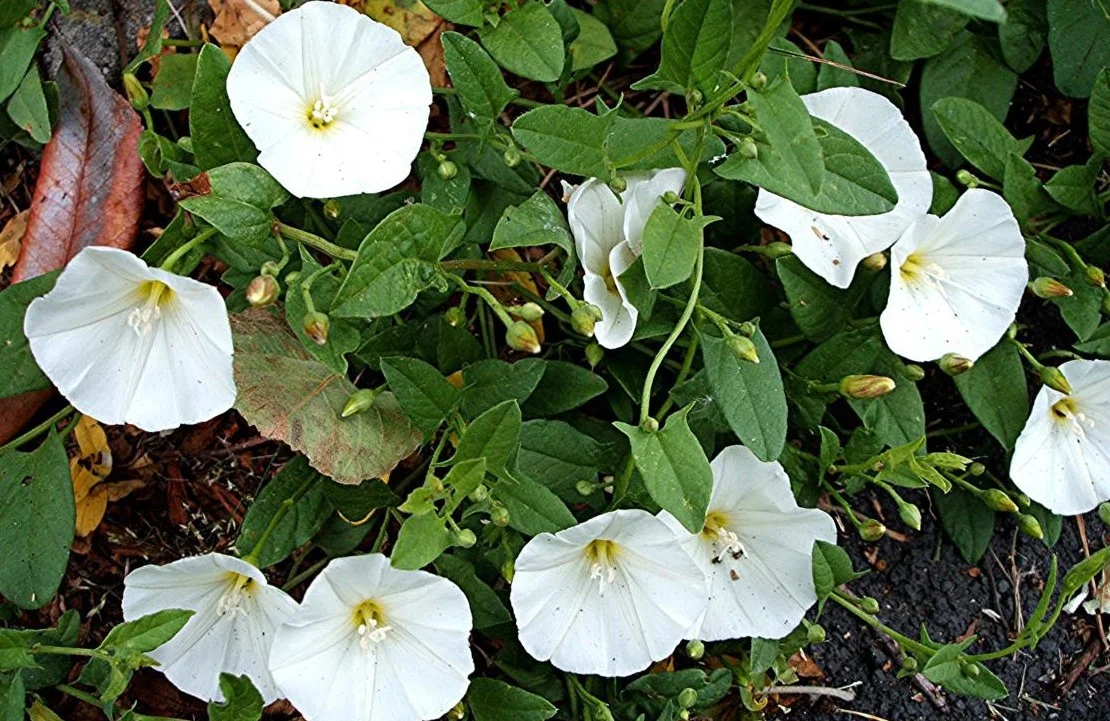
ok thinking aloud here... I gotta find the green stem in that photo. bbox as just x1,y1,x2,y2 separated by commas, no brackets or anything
827,487,863,528
56,684,110,708
656,332,701,419
441,258,543,273
30,644,105,659
1008,336,1046,372
640,251,704,425
770,333,807,349
447,274,514,326
829,591,934,658
926,421,982,438
160,227,218,272
0,405,75,455
424,131,483,142
276,222,358,261
282,556,329,591
241,472,320,566
431,86,543,108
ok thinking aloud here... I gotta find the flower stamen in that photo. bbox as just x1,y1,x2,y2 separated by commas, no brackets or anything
585,539,619,594
307,90,339,130
127,281,174,337
216,572,254,617
352,599,391,649
702,510,745,564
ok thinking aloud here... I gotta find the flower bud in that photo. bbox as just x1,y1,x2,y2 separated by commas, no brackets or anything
1100,502,1110,527
123,73,149,112
342,388,382,418
902,364,925,382
453,528,477,548
585,342,604,368
738,136,758,159
469,484,489,502
860,519,886,542
501,560,515,583
838,374,896,400
956,169,980,188
608,175,627,194
571,304,602,337
506,320,541,354
901,657,918,673
245,274,280,307
284,270,301,286
662,190,680,204
1030,276,1074,298
576,480,598,496
737,321,756,337
323,199,341,219
686,88,703,106
511,302,544,322
969,461,986,476
490,503,510,527
763,241,793,259
444,306,466,327
939,353,974,376
981,489,1018,513
1087,265,1106,288
677,688,698,710
303,311,330,345
1040,365,1072,394
898,502,922,531
640,417,660,434
437,159,458,180
1016,493,1031,507
1016,512,1044,540
862,252,887,272
449,702,466,720
261,260,281,277
727,334,760,364
503,148,521,167
806,622,826,644
858,596,880,614
685,639,705,660
961,662,980,678
750,71,769,91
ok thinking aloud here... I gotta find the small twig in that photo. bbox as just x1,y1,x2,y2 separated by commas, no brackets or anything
877,635,948,713
1076,515,1109,650
764,685,857,702
1060,637,1102,695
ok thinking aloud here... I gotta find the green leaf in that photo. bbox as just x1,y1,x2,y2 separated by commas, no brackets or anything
1047,0,1110,97
700,327,787,462
516,420,605,501
521,361,608,417
615,405,713,533
424,0,485,26
381,356,460,439
468,678,557,721
0,0,35,27
952,341,1029,450
700,248,776,322
1076,323,1110,356
1044,157,1102,215
455,400,522,477
479,2,565,82
435,554,512,630
511,104,615,178
921,638,1007,699
0,634,34,673
190,45,257,170
934,487,995,564
331,204,461,318
816,39,859,90
231,309,422,485
460,359,546,418
207,674,263,721
283,247,359,374
920,33,1017,168
1091,67,1110,156
149,53,198,111
123,0,170,73
442,32,518,132
918,0,1007,22
593,0,666,62
493,475,577,535
641,204,715,289
0,272,55,399
0,432,74,609
490,191,574,258
569,9,617,72
1004,153,1058,226
1062,545,1110,597
6,66,50,143
891,0,968,61
100,609,194,655
0,671,24,721
635,0,732,94
811,539,859,609
179,163,287,248
743,76,824,195
932,97,1032,180
392,512,454,570
236,456,329,567
0,24,46,103
750,638,779,675
998,0,1047,73
776,256,868,342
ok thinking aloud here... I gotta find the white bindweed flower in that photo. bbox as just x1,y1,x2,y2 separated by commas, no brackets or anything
659,445,837,641
227,1,432,198
510,509,708,677
566,169,686,349
755,87,932,288
24,247,236,432
1010,360,1110,515
269,554,473,721
122,553,298,703
880,189,1028,362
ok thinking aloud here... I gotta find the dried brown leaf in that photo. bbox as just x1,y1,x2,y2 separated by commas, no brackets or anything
208,0,279,49
0,209,28,271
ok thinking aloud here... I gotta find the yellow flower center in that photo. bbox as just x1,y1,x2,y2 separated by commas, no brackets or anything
352,599,391,648
216,572,255,616
307,92,339,130
585,539,620,593
899,251,929,283
1051,397,1078,422
701,510,744,564
127,280,174,337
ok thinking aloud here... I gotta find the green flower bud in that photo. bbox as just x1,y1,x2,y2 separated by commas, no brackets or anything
245,274,280,307
490,503,510,527
641,417,660,434
512,302,544,321
123,73,149,112
323,199,341,219
861,252,888,272
750,71,769,91
1016,512,1044,540
503,148,521,167
898,502,922,531
662,190,680,204
260,260,281,277
939,353,974,376
454,528,477,548
763,241,793,259
284,270,301,286
469,484,489,503
449,701,466,720
571,304,602,337
956,169,980,188
685,639,705,660
1040,365,1072,394
576,480,598,496
860,519,886,542
444,306,467,327
737,321,757,337
303,311,330,345
838,374,896,400
1087,265,1106,288
1030,276,1074,298
859,596,881,614
608,175,628,194
727,334,760,364
342,388,382,418
585,342,604,368
686,89,703,106
981,489,1019,513
677,688,698,710
1016,493,1031,508
506,320,541,354
437,159,458,180
961,662,980,678
738,136,759,159
901,657,918,673
501,560,515,583
902,364,926,382
969,461,986,476
806,622,826,644
1100,502,1110,527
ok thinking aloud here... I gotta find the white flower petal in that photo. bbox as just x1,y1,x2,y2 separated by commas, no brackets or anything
567,178,625,272
755,87,932,288
122,553,297,703
511,509,707,677
659,445,837,641
621,168,687,254
880,189,1028,362
24,247,236,432
270,555,472,721
583,272,637,349
228,1,432,198
1011,360,1110,515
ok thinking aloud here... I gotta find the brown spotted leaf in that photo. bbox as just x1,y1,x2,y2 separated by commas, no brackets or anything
231,308,421,485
